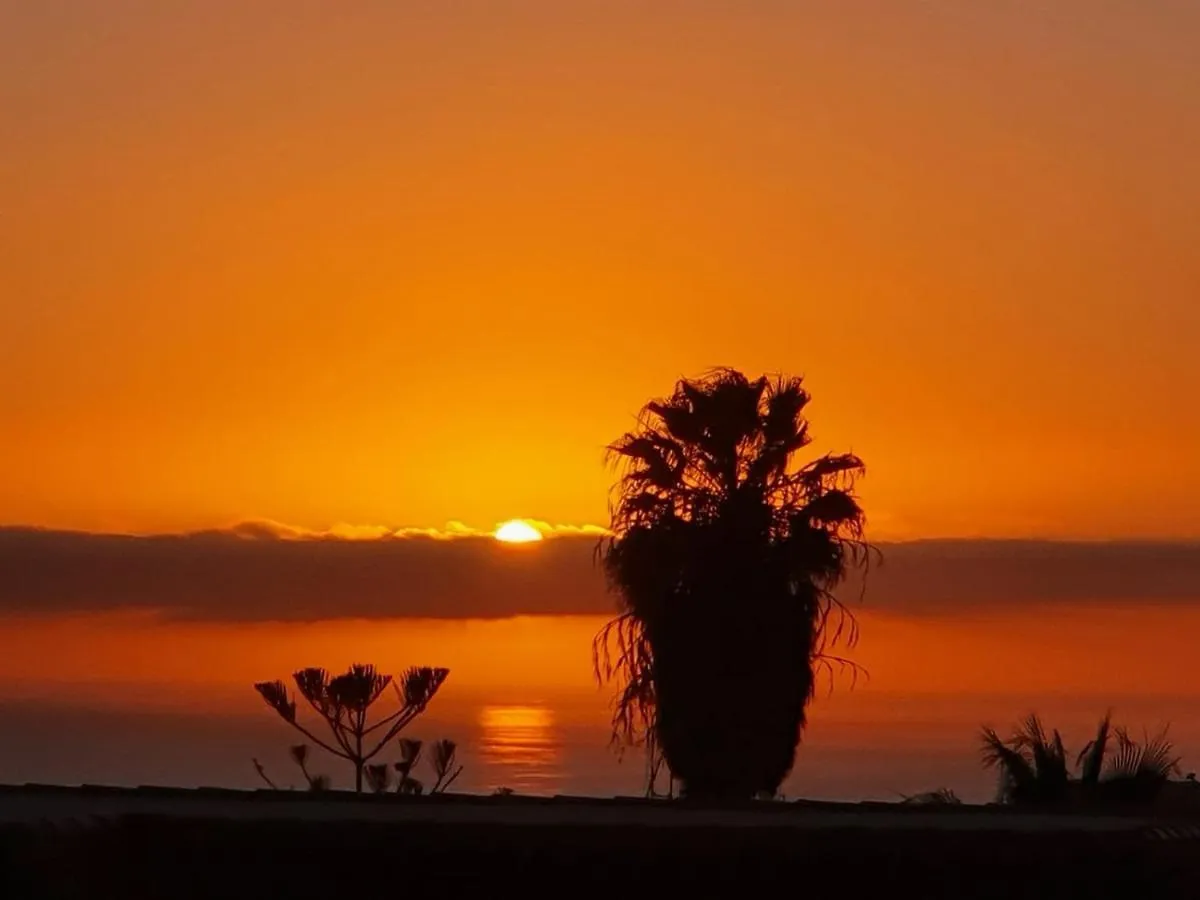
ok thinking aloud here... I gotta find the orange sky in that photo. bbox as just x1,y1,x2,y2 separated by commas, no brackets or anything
3,1,1199,538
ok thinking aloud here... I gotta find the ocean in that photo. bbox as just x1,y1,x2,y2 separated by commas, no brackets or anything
0,608,1195,799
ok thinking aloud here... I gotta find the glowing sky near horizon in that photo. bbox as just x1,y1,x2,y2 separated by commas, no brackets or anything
2,1,1198,539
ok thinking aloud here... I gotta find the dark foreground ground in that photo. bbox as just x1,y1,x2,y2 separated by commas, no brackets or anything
1,786,1197,899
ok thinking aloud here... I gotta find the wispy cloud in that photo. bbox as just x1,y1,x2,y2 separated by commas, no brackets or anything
219,518,608,542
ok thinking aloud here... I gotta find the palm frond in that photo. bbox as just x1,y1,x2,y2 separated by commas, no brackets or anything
1105,725,1181,781
981,725,1036,803
797,453,866,493
1076,711,1112,785
795,490,865,530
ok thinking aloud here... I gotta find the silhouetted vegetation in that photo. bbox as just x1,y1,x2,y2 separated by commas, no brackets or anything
901,788,963,806
644,730,674,798
251,757,278,790
252,744,334,791
364,738,463,795
254,663,449,792
392,737,424,794
253,735,463,794
595,368,872,801
981,712,1182,810
285,744,331,791
294,744,333,791
430,738,465,792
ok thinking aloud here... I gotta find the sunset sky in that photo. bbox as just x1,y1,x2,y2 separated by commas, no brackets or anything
3,1,1199,540
2,2,1200,797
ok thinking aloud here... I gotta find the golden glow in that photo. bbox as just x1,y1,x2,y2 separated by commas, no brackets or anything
494,520,544,543
480,705,554,730
479,705,561,790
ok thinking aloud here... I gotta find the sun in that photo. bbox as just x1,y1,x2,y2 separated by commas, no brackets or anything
494,520,544,543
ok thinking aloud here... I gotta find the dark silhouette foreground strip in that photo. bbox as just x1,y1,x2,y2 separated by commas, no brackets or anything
2,812,1194,899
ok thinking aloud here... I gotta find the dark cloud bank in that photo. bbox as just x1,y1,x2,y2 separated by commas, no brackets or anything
2,526,1199,622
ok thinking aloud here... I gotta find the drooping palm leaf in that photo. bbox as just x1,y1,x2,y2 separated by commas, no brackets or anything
980,715,1070,806
1076,711,1112,786
1106,726,1181,781
981,726,1036,803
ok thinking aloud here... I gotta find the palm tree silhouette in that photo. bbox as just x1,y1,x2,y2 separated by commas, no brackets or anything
981,714,1071,806
981,711,1182,809
595,368,871,800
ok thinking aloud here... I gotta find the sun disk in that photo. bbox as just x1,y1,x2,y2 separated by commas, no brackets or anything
494,520,544,543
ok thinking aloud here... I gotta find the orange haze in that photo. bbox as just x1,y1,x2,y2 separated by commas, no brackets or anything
2,2,1199,539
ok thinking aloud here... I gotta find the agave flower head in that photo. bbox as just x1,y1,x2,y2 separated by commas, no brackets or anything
399,667,450,709
328,664,392,714
254,680,297,723
431,739,458,780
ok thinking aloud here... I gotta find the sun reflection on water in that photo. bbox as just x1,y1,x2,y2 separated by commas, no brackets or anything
478,704,562,793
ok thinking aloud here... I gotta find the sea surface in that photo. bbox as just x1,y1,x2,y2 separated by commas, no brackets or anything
0,607,1196,800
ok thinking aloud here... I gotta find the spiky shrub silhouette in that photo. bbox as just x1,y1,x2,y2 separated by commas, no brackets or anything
981,714,1072,807
595,369,871,801
981,711,1182,809
255,664,449,793
1098,723,1183,808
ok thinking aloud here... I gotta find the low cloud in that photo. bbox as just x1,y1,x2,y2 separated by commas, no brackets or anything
0,526,1198,622
0,525,609,621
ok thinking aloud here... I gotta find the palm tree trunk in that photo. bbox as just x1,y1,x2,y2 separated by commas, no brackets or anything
652,594,815,801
